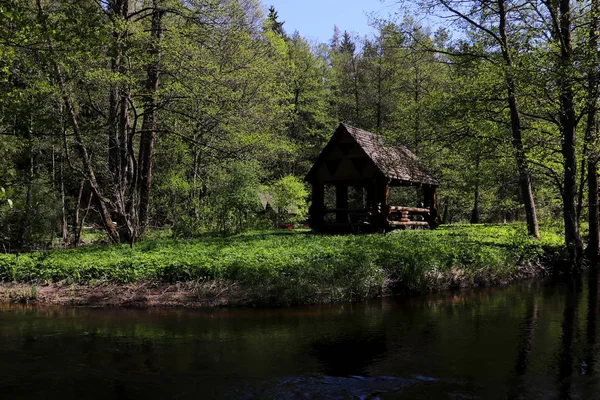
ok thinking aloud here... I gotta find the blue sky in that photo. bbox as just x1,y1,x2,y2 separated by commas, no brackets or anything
265,0,400,44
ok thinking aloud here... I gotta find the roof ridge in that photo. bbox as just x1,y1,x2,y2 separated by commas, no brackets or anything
343,125,418,153
306,123,438,186
341,123,385,143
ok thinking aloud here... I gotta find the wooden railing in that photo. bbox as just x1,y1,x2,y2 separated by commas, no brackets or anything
321,206,430,214
389,206,430,214
315,205,432,230
388,206,430,228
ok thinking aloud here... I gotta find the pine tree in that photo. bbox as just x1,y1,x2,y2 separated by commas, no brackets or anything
266,6,285,37
339,31,355,54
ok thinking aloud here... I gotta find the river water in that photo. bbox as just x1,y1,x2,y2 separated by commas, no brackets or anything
1,272,600,399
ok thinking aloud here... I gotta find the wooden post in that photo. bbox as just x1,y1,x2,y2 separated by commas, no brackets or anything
426,186,439,229
366,181,375,210
364,182,375,232
336,184,348,223
309,181,325,230
374,178,390,232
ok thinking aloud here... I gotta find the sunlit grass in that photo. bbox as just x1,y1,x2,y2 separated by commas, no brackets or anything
0,223,564,305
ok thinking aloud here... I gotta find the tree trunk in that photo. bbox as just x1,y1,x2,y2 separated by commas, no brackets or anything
414,67,421,154
76,187,93,248
470,182,480,224
74,179,85,247
442,197,449,224
470,156,480,224
106,0,136,245
56,63,120,243
60,157,69,244
497,0,539,238
554,0,583,263
577,151,588,221
36,0,120,243
352,56,360,125
589,163,599,259
561,95,583,263
376,63,382,134
22,139,34,248
138,3,165,236
587,0,600,261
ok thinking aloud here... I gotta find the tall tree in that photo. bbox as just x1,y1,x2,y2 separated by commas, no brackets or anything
541,0,583,260
330,31,363,125
266,6,285,37
409,0,540,237
138,0,166,235
585,0,600,260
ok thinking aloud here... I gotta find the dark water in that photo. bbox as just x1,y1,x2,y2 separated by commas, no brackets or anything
2,273,600,399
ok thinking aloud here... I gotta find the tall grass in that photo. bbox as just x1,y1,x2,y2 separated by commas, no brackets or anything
0,224,564,305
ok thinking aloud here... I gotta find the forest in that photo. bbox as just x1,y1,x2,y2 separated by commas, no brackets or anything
1,0,599,263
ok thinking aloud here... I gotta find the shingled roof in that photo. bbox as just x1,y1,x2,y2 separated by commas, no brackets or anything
306,123,439,186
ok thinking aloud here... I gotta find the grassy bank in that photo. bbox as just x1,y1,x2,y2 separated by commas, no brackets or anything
0,224,564,306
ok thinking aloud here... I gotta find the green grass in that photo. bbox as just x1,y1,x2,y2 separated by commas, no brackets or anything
0,224,565,305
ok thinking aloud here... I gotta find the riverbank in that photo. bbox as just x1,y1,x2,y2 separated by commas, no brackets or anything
0,224,565,307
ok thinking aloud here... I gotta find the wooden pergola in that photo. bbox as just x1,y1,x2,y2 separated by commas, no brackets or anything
305,123,440,233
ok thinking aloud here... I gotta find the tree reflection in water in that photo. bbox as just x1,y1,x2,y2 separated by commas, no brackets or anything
583,268,600,376
507,295,538,399
557,276,582,399
3,277,600,399
309,332,387,377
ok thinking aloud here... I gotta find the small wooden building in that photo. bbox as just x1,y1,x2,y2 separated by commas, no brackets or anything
305,123,439,233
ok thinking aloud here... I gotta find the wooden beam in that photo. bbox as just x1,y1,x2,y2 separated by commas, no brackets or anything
389,221,430,227
389,206,431,214
373,177,390,232
427,186,439,229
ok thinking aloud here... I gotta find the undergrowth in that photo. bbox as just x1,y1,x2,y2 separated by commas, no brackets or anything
0,224,564,305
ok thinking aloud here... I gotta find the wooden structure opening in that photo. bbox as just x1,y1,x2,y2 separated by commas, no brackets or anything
305,123,440,233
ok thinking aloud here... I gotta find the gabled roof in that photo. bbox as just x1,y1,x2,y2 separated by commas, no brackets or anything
306,123,439,186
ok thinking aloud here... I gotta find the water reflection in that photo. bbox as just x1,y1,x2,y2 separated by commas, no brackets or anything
506,295,538,399
583,268,600,376
2,277,600,398
310,331,386,376
515,297,538,377
556,277,582,399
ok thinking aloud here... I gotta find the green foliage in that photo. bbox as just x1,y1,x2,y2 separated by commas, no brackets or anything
0,0,595,255
171,215,203,239
0,187,11,209
0,181,62,251
0,224,562,305
207,161,262,233
171,161,264,237
265,6,286,37
269,175,308,226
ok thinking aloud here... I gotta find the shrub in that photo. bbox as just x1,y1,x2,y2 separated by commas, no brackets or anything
269,175,308,226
